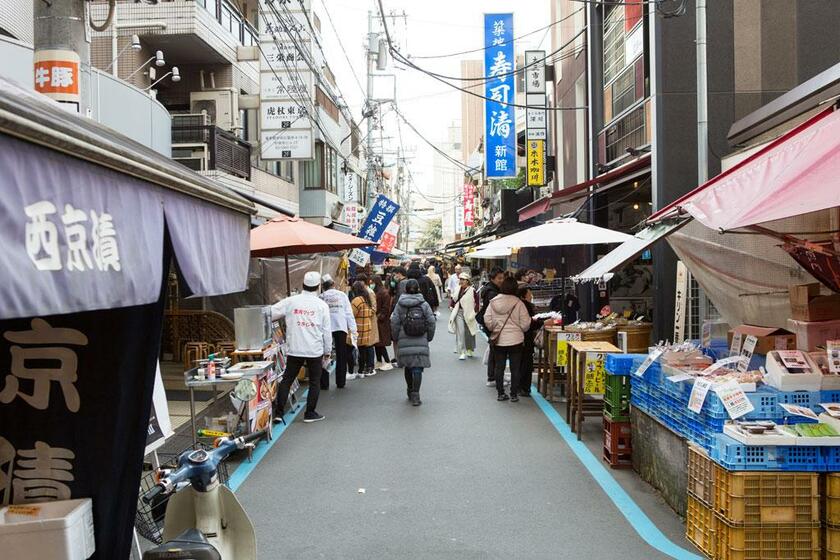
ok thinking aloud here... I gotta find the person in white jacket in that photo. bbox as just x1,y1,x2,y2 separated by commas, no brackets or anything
445,264,462,301
271,271,332,423
320,274,357,389
484,277,532,403
448,272,478,360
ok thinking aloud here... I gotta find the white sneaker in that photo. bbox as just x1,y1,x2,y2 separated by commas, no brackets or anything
466,349,474,358
485,380,495,387
458,353,466,360
380,363,393,371
357,372,365,379
346,373,357,381
375,361,384,370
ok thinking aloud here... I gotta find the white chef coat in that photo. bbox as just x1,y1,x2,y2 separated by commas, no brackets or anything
271,291,332,358
320,288,357,334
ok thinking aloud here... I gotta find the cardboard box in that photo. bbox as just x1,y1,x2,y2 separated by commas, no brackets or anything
727,324,796,355
787,318,840,351
790,283,840,322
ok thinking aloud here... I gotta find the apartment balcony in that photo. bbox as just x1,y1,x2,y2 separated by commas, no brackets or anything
91,0,258,85
172,115,251,179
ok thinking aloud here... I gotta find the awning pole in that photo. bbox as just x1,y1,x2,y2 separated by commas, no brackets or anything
285,254,291,297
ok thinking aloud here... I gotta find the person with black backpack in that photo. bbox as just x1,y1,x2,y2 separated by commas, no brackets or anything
390,279,436,406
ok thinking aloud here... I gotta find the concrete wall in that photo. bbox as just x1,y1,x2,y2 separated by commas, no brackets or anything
631,407,688,516
0,36,171,157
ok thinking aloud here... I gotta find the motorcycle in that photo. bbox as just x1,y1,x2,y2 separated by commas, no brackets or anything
141,429,269,560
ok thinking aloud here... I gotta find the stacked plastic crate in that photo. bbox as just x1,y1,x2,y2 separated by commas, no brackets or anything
686,444,822,559
603,354,639,468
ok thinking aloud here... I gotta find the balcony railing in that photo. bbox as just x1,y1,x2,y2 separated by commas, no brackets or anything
172,118,251,180
194,0,258,47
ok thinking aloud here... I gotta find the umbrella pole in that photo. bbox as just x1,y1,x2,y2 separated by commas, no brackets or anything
285,254,291,297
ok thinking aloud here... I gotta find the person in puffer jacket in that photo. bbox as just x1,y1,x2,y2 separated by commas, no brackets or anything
390,279,436,406
484,277,532,402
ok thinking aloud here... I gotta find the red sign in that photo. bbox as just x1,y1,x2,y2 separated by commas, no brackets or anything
463,184,475,227
33,50,81,110
378,221,399,254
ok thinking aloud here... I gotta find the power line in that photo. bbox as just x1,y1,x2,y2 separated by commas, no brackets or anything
407,8,582,60
317,0,366,98
377,0,587,112
393,107,478,174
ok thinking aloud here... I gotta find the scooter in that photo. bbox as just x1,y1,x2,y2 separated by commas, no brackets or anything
141,429,270,560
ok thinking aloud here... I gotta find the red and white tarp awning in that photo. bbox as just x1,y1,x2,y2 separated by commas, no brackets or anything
649,107,840,231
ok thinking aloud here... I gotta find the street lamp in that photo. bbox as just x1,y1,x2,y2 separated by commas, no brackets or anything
105,34,141,74
145,66,180,93
126,50,165,81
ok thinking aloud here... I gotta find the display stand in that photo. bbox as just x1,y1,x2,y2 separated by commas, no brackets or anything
568,341,621,440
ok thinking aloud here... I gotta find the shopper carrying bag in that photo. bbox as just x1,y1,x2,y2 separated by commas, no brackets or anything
448,272,479,360
484,277,532,402
390,279,436,406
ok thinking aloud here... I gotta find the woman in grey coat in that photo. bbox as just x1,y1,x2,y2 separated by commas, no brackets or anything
390,279,436,406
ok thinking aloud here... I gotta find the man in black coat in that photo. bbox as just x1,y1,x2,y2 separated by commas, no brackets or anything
407,263,440,312
476,266,506,386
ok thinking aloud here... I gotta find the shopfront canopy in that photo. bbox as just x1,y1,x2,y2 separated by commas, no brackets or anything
572,219,689,282
465,247,512,260
0,77,254,320
648,106,840,231
477,218,632,251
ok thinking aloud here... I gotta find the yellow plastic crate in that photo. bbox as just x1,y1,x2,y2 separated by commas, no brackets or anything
715,517,821,560
825,474,840,525
688,444,715,507
714,468,819,525
826,523,840,560
686,494,716,558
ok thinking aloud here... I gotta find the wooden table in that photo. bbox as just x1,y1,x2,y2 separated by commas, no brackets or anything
567,341,621,439
536,327,582,402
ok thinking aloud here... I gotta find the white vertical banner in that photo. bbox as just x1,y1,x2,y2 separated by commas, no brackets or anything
673,261,688,343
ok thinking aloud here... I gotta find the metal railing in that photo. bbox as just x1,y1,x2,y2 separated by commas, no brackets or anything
172,119,251,180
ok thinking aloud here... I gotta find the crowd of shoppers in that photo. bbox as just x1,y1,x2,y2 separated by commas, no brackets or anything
271,258,546,422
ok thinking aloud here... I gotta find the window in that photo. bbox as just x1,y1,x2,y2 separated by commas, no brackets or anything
302,142,324,189
603,7,625,85
324,145,338,194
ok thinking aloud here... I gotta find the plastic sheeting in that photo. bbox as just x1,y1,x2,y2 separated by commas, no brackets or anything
666,211,836,329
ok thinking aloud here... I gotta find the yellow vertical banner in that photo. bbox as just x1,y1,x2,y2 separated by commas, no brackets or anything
584,352,607,394
555,340,568,367
527,139,545,186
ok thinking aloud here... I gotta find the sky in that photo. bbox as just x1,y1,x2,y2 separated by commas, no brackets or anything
316,0,550,211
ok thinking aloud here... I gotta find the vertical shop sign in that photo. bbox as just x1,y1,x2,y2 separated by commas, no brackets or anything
34,50,81,113
525,51,547,187
463,184,475,228
355,194,400,261
484,13,516,178
526,140,545,187
673,261,688,343
259,0,314,160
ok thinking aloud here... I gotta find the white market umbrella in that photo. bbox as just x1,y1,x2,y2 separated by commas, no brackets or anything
466,246,511,260
478,218,632,251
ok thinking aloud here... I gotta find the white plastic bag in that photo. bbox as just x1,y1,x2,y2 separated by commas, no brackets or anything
482,346,490,366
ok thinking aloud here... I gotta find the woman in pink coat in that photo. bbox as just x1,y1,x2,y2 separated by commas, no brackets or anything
484,277,532,402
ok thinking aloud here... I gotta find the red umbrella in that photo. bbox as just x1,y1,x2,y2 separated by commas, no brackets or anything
250,216,374,295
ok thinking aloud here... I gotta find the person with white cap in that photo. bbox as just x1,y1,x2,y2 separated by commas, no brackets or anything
320,273,357,388
270,270,332,423
448,271,479,360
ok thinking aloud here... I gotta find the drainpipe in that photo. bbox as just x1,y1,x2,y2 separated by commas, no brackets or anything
696,0,708,184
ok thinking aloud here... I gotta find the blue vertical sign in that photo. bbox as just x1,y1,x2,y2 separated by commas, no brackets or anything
348,194,400,267
484,13,516,178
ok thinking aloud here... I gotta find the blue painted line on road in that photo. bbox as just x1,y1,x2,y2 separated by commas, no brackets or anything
228,389,309,492
531,386,701,560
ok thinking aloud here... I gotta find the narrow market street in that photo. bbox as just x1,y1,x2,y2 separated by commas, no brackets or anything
236,310,696,560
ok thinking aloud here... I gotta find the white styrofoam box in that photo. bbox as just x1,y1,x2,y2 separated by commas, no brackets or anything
0,498,95,560
765,350,823,392
788,318,840,352
723,423,797,446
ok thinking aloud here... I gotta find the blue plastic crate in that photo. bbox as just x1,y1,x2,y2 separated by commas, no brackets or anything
710,433,823,471
822,390,840,404
766,387,821,408
822,447,840,470
605,353,647,376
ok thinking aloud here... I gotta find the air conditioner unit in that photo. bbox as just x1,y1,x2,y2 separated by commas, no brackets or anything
189,88,239,132
330,200,345,221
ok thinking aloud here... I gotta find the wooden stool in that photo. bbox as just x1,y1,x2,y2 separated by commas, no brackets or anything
183,342,210,370
214,341,236,358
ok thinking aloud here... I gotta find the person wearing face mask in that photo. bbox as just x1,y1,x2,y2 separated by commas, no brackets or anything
448,272,479,360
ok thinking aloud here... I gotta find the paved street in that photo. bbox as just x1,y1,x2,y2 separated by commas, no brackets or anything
236,310,692,559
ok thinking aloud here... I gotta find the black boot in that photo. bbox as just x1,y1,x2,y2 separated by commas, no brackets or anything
410,392,422,406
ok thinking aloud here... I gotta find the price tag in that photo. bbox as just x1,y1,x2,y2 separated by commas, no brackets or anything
583,352,606,394
714,378,755,419
688,378,713,413
556,340,568,367
729,332,743,358
828,340,840,374
738,335,758,373
634,348,663,377
699,356,743,376
7,505,41,517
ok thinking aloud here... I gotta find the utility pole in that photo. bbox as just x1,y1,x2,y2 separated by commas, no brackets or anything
34,0,92,116
365,9,376,204
696,0,708,184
